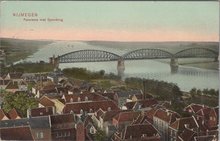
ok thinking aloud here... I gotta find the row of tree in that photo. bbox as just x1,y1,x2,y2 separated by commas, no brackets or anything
190,88,218,97
63,67,120,81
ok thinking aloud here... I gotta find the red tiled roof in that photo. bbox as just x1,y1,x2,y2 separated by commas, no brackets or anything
154,109,180,124
50,113,76,125
177,128,197,141
113,111,140,123
0,126,34,140
0,80,11,85
102,110,122,122
7,108,21,119
99,92,118,102
124,99,158,110
63,100,119,114
145,108,158,123
170,117,199,130
30,107,54,117
62,93,107,103
39,96,55,107
124,102,136,109
8,72,23,79
184,103,208,113
0,109,9,120
5,81,19,89
122,124,160,140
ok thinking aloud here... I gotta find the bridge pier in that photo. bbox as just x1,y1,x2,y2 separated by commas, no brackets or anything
49,55,59,69
117,58,125,78
170,58,178,74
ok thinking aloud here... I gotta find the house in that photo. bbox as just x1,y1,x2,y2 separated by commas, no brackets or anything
50,113,77,140
39,96,64,114
4,72,23,83
184,104,219,130
126,92,153,102
112,111,140,130
61,93,107,103
50,113,90,141
153,108,180,141
0,126,34,140
169,116,199,141
63,100,120,115
196,107,219,130
112,123,161,141
122,99,158,110
28,106,55,117
93,109,123,137
184,103,208,114
5,81,19,93
0,116,52,141
98,92,119,105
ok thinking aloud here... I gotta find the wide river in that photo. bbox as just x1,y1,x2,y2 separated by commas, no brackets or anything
19,41,219,91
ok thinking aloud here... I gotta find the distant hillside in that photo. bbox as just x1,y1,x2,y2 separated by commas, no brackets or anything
85,41,219,54
0,38,53,64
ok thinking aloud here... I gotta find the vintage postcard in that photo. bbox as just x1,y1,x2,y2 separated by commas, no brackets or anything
0,1,219,141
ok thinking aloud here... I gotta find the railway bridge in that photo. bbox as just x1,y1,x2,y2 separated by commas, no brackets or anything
50,48,218,77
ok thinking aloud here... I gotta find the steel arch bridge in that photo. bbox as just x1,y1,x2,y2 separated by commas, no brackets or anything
174,48,218,58
57,48,218,63
58,49,121,63
122,48,173,60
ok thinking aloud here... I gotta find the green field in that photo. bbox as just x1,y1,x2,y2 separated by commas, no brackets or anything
1,38,53,65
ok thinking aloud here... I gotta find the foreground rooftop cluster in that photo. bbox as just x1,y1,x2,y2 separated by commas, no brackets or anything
0,72,219,141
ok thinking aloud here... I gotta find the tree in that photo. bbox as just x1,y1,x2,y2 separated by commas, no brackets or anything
94,128,107,141
2,92,38,117
99,70,105,77
196,89,202,95
190,88,197,95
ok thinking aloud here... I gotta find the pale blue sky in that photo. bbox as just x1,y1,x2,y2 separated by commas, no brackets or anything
1,1,219,41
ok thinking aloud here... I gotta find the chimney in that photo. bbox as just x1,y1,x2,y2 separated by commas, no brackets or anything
76,120,85,141
27,108,31,118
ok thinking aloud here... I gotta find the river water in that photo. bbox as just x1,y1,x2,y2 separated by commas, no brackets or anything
20,41,219,91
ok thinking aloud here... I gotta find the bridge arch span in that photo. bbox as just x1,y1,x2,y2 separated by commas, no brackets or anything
58,49,121,63
123,48,173,60
174,48,218,58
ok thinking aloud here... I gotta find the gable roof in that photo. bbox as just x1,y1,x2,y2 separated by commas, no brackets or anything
50,113,76,125
63,100,119,114
62,93,107,103
7,108,21,119
113,111,140,123
0,126,34,140
30,107,54,117
7,72,23,79
154,108,180,124
5,81,19,89
124,99,158,110
39,96,55,107
122,124,160,140
170,116,199,131
184,103,208,114
177,128,197,141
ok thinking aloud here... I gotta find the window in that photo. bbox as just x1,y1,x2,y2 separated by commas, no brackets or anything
36,131,44,139
85,96,88,101
78,97,81,102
